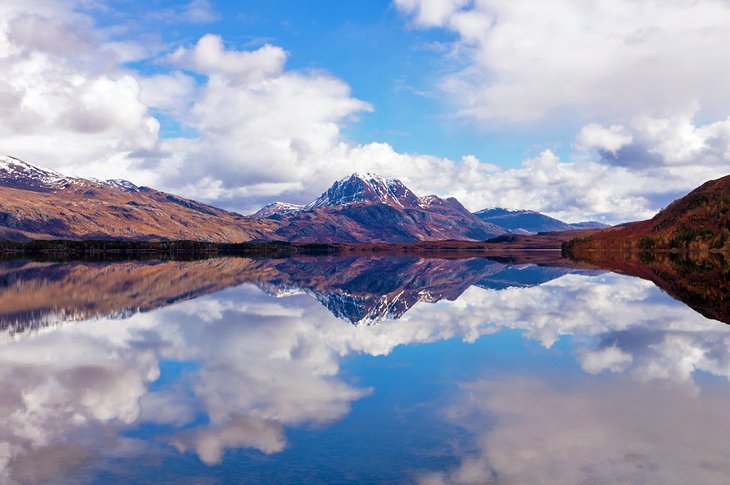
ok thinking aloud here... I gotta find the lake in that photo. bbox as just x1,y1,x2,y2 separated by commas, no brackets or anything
0,254,729,484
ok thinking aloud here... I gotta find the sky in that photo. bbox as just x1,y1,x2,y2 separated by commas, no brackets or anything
1,0,730,223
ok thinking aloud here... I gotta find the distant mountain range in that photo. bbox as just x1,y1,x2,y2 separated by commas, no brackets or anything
473,208,607,234
254,172,506,242
0,155,605,243
252,172,606,236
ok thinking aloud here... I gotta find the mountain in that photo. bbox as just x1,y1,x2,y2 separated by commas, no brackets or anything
474,207,608,234
569,221,609,230
256,173,506,242
0,157,505,243
566,174,730,252
306,172,421,209
0,155,278,242
252,202,305,219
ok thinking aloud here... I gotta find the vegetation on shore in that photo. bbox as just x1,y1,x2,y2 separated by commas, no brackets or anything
0,239,338,259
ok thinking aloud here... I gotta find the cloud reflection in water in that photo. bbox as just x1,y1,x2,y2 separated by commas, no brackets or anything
0,257,727,483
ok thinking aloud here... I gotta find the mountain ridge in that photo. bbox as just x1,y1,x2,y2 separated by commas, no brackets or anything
0,155,604,244
474,207,608,234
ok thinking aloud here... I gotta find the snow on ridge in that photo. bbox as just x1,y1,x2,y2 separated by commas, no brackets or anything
0,155,75,186
105,179,139,192
305,172,413,210
0,155,94,189
475,207,537,215
254,171,430,215
0,155,140,193
252,201,306,218
265,201,304,210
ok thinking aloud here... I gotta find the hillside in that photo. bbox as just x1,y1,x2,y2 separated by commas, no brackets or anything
566,174,730,253
0,157,504,243
0,156,278,242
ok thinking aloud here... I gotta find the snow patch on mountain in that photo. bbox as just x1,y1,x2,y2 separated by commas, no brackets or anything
106,179,139,192
252,201,306,218
305,172,419,209
0,155,79,190
0,155,146,195
475,207,539,216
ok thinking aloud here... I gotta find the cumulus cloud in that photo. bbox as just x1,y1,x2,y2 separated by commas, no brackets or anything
397,0,470,27
578,113,730,169
392,0,730,221
578,344,633,374
0,2,161,182
168,34,287,84
576,124,633,155
395,0,730,124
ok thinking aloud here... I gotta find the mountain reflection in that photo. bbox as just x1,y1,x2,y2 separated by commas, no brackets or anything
0,255,598,333
1,255,730,483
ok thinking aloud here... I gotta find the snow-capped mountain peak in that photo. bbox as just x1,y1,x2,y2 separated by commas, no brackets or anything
251,201,306,218
305,172,420,209
0,155,80,192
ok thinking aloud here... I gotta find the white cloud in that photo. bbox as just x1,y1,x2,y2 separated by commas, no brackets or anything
182,0,219,23
576,124,633,155
0,2,160,181
396,0,470,27
571,113,730,214
578,344,633,374
0,1,726,225
168,34,287,84
137,71,197,118
396,0,730,124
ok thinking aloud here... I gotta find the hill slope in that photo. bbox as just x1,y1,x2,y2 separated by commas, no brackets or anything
0,157,504,243
0,156,278,242
567,174,730,252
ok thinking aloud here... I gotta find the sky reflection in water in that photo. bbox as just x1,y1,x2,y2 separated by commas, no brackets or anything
0,257,729,484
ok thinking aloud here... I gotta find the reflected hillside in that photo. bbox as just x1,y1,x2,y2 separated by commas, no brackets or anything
0,255,599,333
570,251,730,324
0,258,262,334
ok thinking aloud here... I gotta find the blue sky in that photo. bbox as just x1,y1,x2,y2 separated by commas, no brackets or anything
120,0,565,166
1,0,730,222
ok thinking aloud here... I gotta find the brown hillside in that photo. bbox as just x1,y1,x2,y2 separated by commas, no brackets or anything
0,182,279,242
567,174,730,252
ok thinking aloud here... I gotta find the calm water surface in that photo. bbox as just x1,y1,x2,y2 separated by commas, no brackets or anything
0,255,729,484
